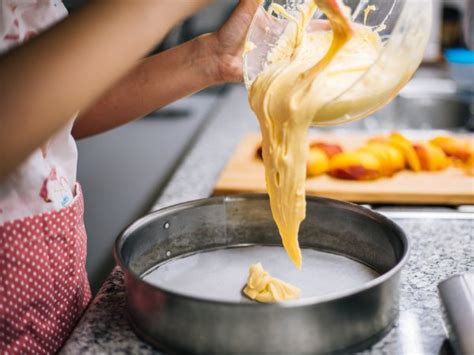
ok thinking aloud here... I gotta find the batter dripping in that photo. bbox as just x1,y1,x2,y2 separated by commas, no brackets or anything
248,0,387,268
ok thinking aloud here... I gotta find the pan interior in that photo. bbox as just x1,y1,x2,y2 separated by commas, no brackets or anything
141,245,379,303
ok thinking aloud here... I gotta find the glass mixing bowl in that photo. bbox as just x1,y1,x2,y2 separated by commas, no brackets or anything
243,0,433,126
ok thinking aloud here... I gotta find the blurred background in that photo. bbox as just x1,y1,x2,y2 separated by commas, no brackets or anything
62,0,473,294
63,0,471,55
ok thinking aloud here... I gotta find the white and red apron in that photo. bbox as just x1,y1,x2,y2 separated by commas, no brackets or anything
0,185,91,354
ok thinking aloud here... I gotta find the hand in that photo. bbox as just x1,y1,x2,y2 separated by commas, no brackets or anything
203,0,261,83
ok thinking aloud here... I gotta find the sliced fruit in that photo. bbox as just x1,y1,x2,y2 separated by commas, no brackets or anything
310,142,343,158
388,133,421,172
358,143,405,177
383,143,406,172
430,136,473,163
358,145,391,176
329,151,382,180
413,142,449,171
307,148,330,177
464,155,474,176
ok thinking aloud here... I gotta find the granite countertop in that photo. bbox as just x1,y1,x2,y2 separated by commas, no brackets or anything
61,86,474,354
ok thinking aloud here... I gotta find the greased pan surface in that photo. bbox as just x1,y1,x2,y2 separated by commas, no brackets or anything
115,195,409,354
141,245,379,303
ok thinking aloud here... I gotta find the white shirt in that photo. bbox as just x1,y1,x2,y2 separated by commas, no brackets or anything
0,0,77,223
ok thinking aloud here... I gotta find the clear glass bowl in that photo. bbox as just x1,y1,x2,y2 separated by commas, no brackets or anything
243,0,433,126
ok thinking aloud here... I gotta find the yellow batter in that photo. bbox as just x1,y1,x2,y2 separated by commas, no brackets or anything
363,5,377,25
243,263,301,303
248,0,388,268
244,40,257,55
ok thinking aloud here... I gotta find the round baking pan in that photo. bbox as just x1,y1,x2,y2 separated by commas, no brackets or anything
115,195,409,354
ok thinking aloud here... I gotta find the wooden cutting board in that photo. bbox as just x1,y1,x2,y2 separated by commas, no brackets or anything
214,133,474,205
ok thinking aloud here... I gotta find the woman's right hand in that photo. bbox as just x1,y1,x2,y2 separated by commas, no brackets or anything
202,0,261,83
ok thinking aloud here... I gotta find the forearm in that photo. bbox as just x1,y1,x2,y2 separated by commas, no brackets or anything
0,0,211,180
73,0,263,139
73,34,222,139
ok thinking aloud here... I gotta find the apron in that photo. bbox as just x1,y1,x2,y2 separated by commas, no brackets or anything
0,184,91,354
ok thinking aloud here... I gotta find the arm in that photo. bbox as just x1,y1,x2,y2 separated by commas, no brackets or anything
72,0,259,139
0,0,212,180
72,34,219,139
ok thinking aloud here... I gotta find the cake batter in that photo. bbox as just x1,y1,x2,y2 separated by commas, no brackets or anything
243,263,301,303
242,0,430,302
248,0,391,268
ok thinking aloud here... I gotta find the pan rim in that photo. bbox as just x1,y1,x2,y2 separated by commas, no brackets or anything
114,194,410,308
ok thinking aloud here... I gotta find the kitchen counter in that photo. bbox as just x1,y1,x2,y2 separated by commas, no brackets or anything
61,85,474,354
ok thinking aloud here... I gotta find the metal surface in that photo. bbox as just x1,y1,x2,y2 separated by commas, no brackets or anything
395,94,472,130
344,93,473,131
142,246,379,303
333,76,473,132
115,195,409,355
438,274,474,355
380,211,474,220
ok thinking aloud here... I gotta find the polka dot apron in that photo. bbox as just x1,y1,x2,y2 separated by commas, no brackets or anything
0,185,91,354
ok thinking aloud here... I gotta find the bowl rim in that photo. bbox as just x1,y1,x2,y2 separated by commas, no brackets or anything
114,194,410,308
242,0,432,126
